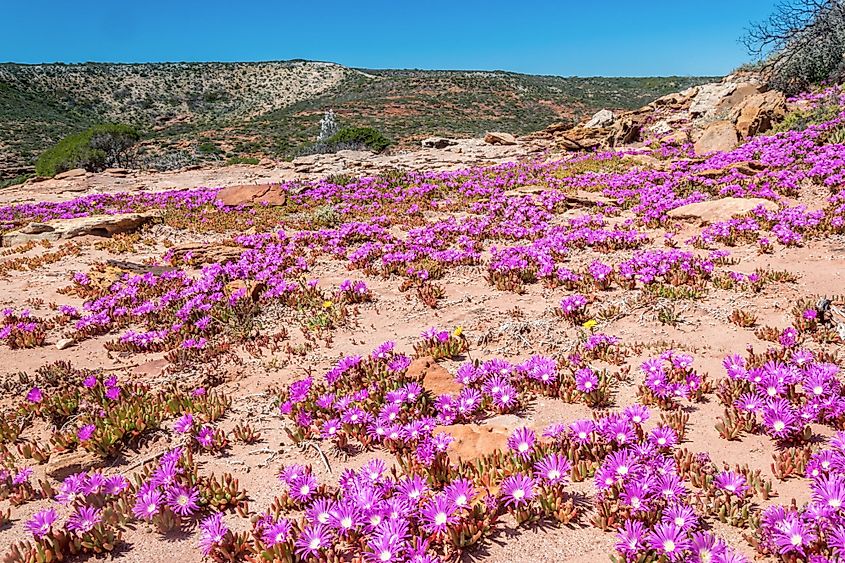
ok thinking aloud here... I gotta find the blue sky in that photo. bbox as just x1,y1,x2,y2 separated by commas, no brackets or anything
4,1,778,76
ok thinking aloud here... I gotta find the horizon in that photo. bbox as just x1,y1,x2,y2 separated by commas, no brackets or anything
5,0,778,76
0,59,721,79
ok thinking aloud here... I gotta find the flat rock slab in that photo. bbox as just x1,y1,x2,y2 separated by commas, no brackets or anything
667,197,778,225
216,183,287,206
1,211,161,247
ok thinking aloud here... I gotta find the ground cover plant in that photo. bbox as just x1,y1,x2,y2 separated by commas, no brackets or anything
3,84,845,562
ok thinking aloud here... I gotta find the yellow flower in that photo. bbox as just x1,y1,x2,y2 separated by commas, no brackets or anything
453,326,463,337
582,319,597,330
322,300,333,309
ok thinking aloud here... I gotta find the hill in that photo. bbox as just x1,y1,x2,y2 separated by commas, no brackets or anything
0,61,714,179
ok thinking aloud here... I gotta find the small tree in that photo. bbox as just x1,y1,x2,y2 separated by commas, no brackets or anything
743,0,845,94
36,124,141,177
317,109,339,143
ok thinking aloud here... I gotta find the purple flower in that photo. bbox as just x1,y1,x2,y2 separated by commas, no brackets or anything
133,488,163,520
649,426,678,449
365,534,405,563
812,474,845,511
575,367,599,393
77,424,96,441
294,524,332,558
647,522,690,560
534,453,571,484
421,494,458,534
261,518,292,546
166,484,200,516
507,427,536,458
616,519,646,554
196,425,215,448
104,474,129,495
689,531,726,563
772,517,815,556
624,404,650,425
329,500,362,536
66,505,102,534
444,478,475,509
714,471,748,497
26,387,43,403
663,503,698,531
762,398,797,439
500,473,536,507
12,467,32,485
289,473,318,502
198,512,229,556
570,420,595,444
173,413,194,434
25,508,57,539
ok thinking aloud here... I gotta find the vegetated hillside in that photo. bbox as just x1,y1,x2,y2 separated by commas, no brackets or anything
0,61,714,179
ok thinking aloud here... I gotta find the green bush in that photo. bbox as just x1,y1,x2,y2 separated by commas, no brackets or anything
328,127,391,153
773,92,842,132
36,124,140,177
0,174,33,189
198,141,223,155
225,156,260,166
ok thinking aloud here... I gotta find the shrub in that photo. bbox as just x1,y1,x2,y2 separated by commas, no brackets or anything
36,124,141,177
0,174,33,189
197,141,223,155
743,1,845,95
773,90,842,131
328,127,392,153
225,156,260,166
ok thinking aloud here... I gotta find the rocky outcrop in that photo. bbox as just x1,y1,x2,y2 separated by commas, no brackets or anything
168,242,244,265
484,132,517,145
421,137,458,149
530,74,780,155
730,91,787,138
584,109,615,129
667,197,779,225
694,120,740,155
1,211,160,247
54,168,88,180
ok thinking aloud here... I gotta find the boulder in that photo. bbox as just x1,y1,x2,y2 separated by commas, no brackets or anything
436,423,511,462
689,83,738,117
730,91,787,138
567,190,612,207
715,82,763,114
1,211,160,247
421,137,458,149
55,338,75,350
611,117,641,145
484,132,517,145
46,449,102,481
223,279,265,302
216,184,287,207
695,160,765,179
584,109,615,129
168,242,244,265
693,120,739,155
667,197,779,225
408,356,462,396
54,168,87,180
556,127,611,151
104,168,130,176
